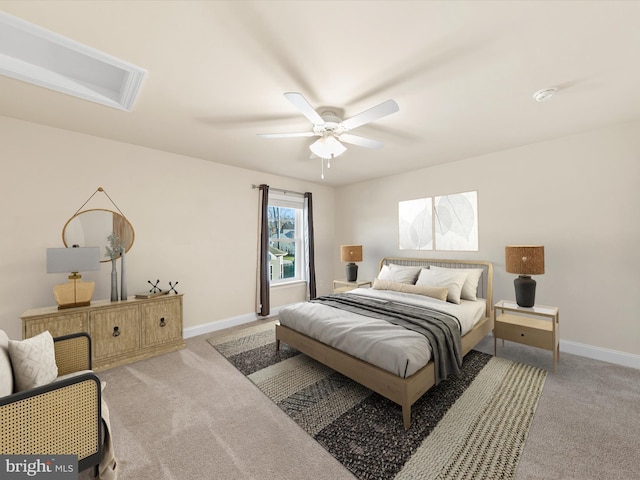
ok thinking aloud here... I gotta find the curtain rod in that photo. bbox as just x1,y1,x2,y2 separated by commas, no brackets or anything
251,184,306,197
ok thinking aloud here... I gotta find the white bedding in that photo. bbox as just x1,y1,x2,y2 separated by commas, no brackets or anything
278,288,486,379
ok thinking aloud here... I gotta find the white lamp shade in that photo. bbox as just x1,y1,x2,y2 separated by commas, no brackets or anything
47,247,101,273
309,136,347,159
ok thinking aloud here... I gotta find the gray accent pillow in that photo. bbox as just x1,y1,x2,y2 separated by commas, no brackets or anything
8,331,58,392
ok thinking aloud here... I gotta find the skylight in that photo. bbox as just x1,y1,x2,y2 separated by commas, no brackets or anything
0,12,146,111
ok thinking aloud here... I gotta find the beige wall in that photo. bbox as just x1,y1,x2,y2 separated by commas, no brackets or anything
2,114,639,363
335,120,640,358
0,116,335,340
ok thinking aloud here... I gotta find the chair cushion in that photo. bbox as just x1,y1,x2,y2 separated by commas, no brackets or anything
0,330,14,396
8,331,58,392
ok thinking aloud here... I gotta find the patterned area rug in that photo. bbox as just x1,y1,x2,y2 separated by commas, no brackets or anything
207,320,547,480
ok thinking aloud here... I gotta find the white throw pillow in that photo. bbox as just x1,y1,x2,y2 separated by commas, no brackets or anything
377,264,422,284
8,331,58,392
0,330,14,396
430,266,484,301
416,268,469,304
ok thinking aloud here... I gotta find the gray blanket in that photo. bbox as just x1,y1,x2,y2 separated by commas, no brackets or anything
311,293,462,384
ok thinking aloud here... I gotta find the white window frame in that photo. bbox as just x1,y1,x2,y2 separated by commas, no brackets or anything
268,192,306,285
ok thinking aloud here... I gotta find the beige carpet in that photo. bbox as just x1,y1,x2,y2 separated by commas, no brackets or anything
207,320,547,479
79,320,640,480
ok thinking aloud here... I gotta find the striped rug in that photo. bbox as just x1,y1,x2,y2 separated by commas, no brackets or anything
207,320,547,480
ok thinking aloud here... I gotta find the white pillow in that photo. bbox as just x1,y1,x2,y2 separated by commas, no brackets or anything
416,268,469,304
0,330,14,396
8,331,58,392
430,266,484,301
377,264,422,284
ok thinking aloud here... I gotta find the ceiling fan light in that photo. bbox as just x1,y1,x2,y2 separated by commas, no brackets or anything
309,136,346,159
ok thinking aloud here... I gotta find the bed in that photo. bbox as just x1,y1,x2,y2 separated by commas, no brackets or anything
275,257,493,429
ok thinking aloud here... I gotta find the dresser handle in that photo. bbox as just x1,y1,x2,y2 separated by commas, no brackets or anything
159,317,166,327
113,326,120,337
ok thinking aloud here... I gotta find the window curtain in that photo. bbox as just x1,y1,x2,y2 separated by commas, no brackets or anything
304,192,317,300
257,184,270,316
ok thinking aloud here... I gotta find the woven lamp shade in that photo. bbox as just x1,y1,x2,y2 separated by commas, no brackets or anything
505,245,545,275
340,245,363,263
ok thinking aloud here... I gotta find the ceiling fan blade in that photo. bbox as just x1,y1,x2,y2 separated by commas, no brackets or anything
284,92,325,125
257,132,317,138
339,133,384,149
341,99,399,131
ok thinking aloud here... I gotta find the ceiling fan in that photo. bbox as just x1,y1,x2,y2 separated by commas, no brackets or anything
258,92,399,159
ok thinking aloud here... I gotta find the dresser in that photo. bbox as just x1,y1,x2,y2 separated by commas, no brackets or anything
21,294,185,371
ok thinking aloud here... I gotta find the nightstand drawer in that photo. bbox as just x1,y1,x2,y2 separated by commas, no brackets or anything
494,301,560,373
495,323,551,349
495,314,554,350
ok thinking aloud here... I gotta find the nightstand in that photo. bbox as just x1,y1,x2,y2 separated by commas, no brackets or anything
493,300,560,373
333,279,372,293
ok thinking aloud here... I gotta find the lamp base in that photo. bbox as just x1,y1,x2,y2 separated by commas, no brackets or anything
53,277,95,309
345,263,358,282
514,275,536,307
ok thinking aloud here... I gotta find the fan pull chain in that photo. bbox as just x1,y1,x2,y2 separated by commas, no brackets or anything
321,157,324,179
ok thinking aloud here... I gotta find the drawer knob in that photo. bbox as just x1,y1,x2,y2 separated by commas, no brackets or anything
520,333,525,337
113,326,120,337
159,317,166,327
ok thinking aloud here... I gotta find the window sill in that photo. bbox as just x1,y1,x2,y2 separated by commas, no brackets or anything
270,280,306,289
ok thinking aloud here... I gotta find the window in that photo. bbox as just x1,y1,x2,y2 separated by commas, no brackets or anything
399,190,478,251
268,193,305,284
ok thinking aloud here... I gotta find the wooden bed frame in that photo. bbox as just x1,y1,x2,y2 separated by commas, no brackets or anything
275,257,494,429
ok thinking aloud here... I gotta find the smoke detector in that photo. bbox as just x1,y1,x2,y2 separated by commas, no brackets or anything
533,87,558,102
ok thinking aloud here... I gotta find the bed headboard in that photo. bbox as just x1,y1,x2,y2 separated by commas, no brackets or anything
378,257,493,318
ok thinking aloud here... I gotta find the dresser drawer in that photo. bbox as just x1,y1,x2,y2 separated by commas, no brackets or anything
90,306,140,360
141,297,182,348
23,312,88,338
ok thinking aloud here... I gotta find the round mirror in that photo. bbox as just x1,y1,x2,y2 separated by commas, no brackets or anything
63,209,135,262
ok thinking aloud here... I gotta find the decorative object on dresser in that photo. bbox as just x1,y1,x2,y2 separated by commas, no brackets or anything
106,232,124,301
46,246,101,309
505,245,545,307
147,279,162,294
21,294,185,371
340,244,363,282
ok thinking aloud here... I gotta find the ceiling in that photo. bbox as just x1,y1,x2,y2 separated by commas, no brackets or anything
2,1,640,187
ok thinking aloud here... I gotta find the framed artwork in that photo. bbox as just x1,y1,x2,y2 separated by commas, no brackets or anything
399,197,433,250
399,190,478,251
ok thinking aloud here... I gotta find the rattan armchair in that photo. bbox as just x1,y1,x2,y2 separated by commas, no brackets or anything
0,332,102,473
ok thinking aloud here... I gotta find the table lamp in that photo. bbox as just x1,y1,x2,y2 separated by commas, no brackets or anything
505,245,545,307
47,247,101,309
340,245,362,282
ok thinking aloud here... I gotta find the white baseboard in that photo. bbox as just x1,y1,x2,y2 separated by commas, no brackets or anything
559,339,640,370
183,306,285,339
187,312,640,370
488,332,640,370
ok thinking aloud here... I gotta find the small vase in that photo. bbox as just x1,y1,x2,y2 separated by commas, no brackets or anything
111,258,119,301
120,249,127,300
